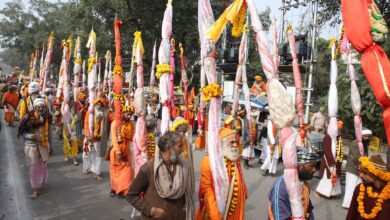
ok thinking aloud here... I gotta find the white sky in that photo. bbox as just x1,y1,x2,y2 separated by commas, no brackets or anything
0,0,339,41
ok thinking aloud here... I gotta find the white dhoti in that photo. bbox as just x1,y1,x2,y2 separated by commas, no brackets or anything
342,172,361,208
261,144,278,174
24,143,50,190
316,172,341,198
83,141,103,175
259,137,268,161
242,147,255,160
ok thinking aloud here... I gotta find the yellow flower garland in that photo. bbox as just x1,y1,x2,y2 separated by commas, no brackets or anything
333,27,345,60
38,118,49,148
336,135,344,163
201,84,223,102
88,57,96,73
147,132,155,159
224,158,239,216
113,65,123,76
121,122,133,140
156,64,171,79
170,119,190,132
357,182,390,219
74,58,82,65
359,157,390,181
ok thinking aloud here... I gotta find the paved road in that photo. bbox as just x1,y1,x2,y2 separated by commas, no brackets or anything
0,111,348,220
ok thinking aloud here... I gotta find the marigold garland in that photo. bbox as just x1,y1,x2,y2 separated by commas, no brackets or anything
357,182,390,219
147,132,155,159
122,105,134,114
156,64,171,79
170,119,190,132
38,117,49,148
225,158,238,216
201,84,223,102
121,122,133,140
88,57,96,73
74,58,82,65
231,3,247,38
359,157,390,181
113,65,123,76
333,27,345,60
336,135,344,163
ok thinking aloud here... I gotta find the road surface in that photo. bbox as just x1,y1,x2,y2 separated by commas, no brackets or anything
0,111,348,220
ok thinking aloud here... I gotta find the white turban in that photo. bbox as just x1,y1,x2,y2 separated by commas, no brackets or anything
44,88,51,93
362,129,372,136
28,82,40,94
33,98,46,107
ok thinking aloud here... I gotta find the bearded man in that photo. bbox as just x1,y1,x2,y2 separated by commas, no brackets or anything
18,98,51,199
127,131,195,220
250,75,267,95
83,98,113,180
19,82,41,119
346,155,390,220
196,128,247,220
268,147,320,220
109,105,135,197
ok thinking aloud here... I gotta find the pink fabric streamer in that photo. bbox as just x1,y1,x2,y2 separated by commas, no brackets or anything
346,42,365,156
200,0,228,214
150,42,157,90
155,1,173,160
39,43,45,88
246,0,276,80
328,43,339,158
246,0,303,217
42,34,54,92
86,30,97,138
272,18,279,76
82,60,86,92
287,27,305,141
170,39,176,117
73,37,82,102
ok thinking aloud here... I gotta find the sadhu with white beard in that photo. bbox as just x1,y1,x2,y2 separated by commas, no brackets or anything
18,98,52,199
83,98,114,180
196,127,247,220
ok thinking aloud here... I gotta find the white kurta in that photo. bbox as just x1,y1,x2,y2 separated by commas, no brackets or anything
342,172,362,208
82,141,103,175
261,120,278,174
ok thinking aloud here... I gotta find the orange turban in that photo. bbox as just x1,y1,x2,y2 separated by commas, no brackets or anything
77,92,87,101
219,127,236,139
337,120,344,129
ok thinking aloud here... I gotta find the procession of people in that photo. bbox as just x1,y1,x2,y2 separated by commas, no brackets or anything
0,0,390,219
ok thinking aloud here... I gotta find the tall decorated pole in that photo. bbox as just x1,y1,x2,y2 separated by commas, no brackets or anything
43,32,54,91
58,36,72,138
246,0,303,217
104,51,111,91
73,37,82,102
201,0,229,215
133,31,148,174
29,52,35,83
342,0,390,169
39,43,45,86
156,0,173,140
180,43,189,120
286,25,305,142
149,41,157,92
108,55,113,105
344,41,365,156
327,36,341,164
113,19,124,133
272,17,279,77
170,38,176,117
82,59,86,92
86,28,97,139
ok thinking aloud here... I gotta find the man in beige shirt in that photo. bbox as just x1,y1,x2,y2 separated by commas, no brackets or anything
310,107,326,134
